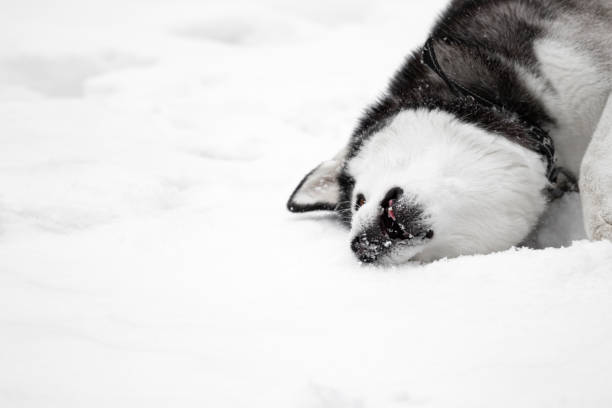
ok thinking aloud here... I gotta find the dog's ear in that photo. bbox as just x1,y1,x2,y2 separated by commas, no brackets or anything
287,148,347,213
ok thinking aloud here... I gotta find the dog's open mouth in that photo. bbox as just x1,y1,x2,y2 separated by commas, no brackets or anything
381,198,409,240
352,189,435,264
381,198,435,242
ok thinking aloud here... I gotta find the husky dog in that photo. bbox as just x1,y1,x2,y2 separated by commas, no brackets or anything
287,0,612,264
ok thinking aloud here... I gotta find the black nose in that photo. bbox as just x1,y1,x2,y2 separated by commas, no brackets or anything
351,235,380,264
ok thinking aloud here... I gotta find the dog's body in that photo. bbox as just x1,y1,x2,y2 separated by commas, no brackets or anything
288,0,612,264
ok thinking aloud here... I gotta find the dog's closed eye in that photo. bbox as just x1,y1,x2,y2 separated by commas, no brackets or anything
355,194,366,211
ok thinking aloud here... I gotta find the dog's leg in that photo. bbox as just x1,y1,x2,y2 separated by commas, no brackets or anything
580,92,612,240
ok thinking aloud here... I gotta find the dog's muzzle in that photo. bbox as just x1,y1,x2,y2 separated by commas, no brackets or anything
351,188,434,263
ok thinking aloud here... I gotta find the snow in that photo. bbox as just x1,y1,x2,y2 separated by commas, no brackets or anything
1,1,612,407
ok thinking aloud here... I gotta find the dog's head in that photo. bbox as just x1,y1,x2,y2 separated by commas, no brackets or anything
288,109,550,264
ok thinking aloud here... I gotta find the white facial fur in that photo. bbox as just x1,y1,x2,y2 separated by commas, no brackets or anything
348,109,550,262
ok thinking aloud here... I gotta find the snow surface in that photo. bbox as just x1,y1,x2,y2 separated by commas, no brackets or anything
1,1,612,407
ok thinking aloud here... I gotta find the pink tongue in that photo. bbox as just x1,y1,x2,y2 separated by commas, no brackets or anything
388,200,396,221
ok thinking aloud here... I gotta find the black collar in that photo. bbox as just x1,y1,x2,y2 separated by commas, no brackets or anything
422,37,558,183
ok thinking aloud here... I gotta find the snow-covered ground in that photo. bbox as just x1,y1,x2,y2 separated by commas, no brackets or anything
1,1,612,407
